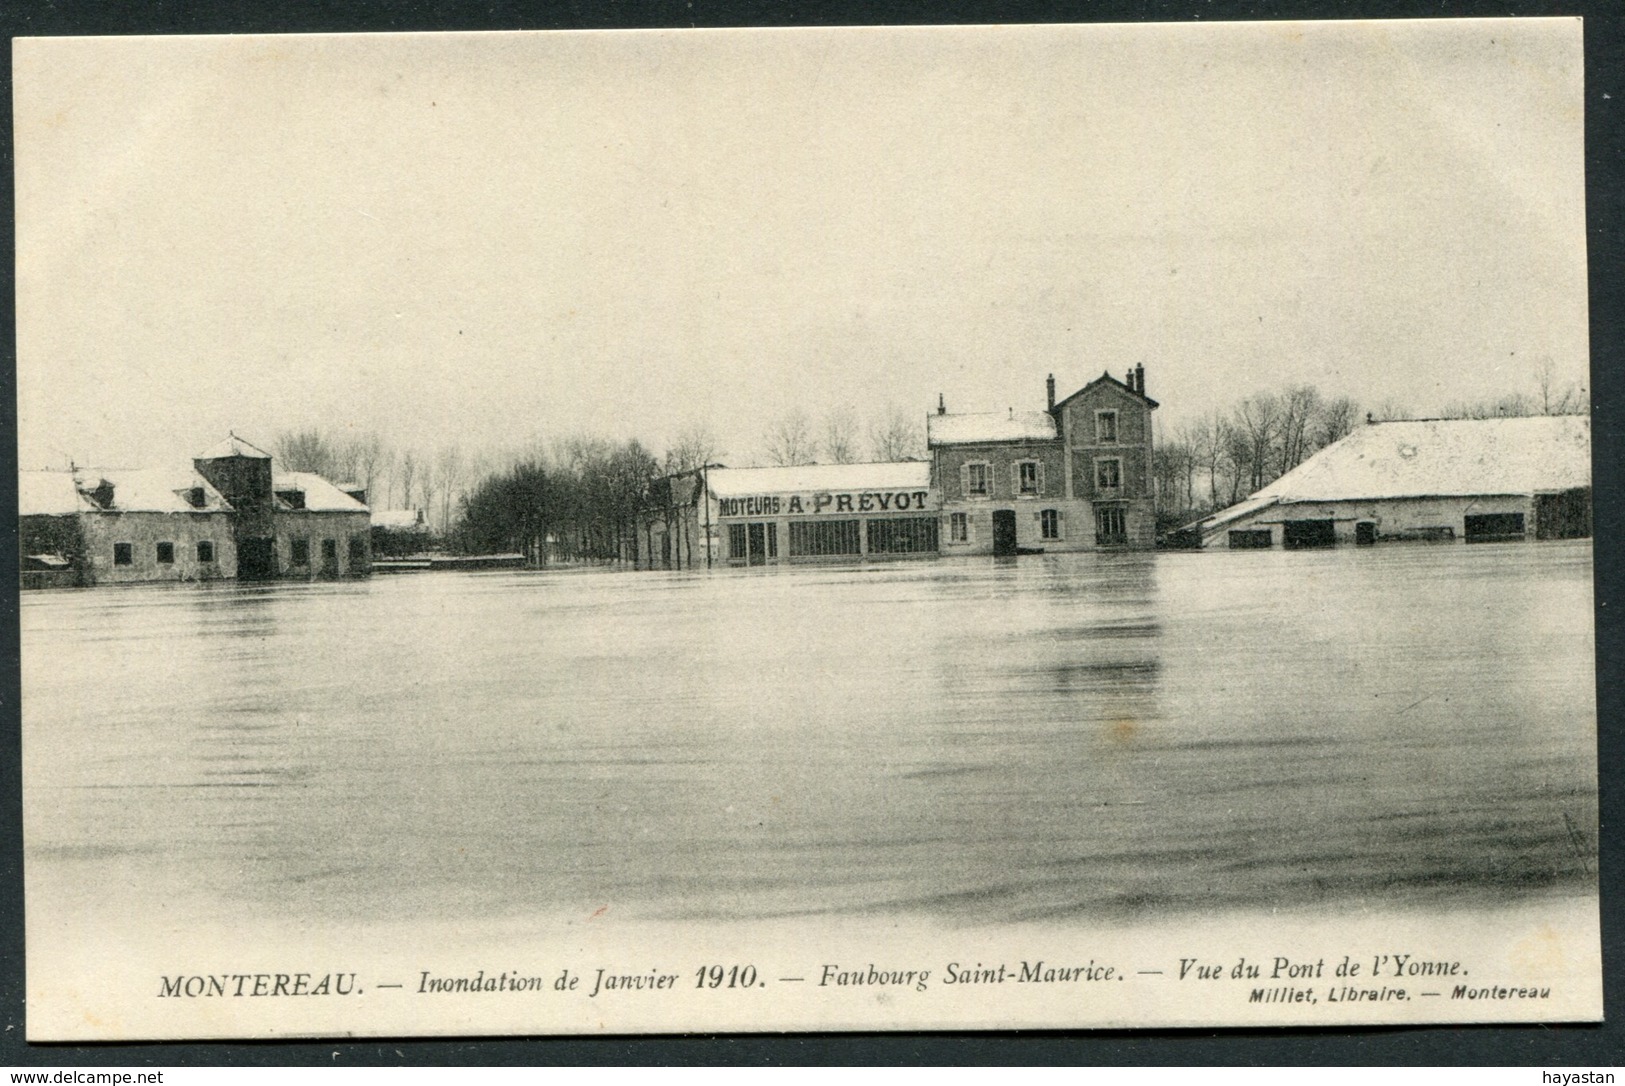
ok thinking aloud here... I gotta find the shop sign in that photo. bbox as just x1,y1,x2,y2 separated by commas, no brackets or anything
718,490,933,518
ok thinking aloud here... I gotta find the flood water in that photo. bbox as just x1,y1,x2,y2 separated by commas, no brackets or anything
23,543,1597,929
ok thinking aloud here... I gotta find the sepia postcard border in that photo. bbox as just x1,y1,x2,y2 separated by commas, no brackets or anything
1,0,1621,1067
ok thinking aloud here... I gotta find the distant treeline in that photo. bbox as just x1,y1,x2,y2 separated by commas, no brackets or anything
454,439,662,563
278,365,1584,557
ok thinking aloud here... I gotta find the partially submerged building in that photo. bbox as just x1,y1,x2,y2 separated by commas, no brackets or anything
1188,415,1592,549
19,435,372,587
929,367,1158,555
708,461,937,566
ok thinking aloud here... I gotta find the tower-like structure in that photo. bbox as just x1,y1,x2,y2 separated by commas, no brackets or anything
194,434,278,578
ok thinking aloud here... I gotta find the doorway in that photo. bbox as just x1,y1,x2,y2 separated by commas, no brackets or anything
992,510,1018,556
237,537,277,580
1282,519,1337,549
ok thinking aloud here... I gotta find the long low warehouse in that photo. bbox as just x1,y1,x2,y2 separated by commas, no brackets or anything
1188,415,1591,548
706,461,938,565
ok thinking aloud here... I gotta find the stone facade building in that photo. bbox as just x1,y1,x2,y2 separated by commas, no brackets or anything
929,367,1158,555
19,435,371,587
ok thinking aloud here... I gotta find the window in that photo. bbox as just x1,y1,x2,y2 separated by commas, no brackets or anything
156,542,175,564
1018,461,1039,495
1096,507,1128,546
787,520,861,557
291,538,310,565
349,537,367,566
1041,509,1062,540
1096,458,1122,491
950,512,969,543
113,543,133,566
865,517,939,554
765,523,778,559
728,523,747,561
186,486,207,509
196,541,215,563
277,489,306,510
322,539,338,561
1096,410,1119,443
967,462,990,497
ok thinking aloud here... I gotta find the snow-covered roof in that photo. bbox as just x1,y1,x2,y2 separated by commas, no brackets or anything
372,509,427,530
66,468,234,514
19,471,97,516
196,435,273,460
1199,417,1591,534
927,411,1058,446
274,472,370,512
708,461,931,497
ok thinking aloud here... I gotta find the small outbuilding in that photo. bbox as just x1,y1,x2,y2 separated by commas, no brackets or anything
1188,415,1591,549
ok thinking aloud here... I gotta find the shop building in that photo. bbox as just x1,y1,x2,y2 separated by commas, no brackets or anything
1188,415,1592,548
929,367,1159,555
707,461,937,566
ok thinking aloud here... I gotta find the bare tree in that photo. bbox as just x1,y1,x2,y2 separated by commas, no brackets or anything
1312,396,1360,449
1231,392,1283,492
419,461,439,534
397,450,418,510
868,404,923,461
437,445,465,534
820,407,861,465
663,421,719,473
275,429,338,475
762,410,818,467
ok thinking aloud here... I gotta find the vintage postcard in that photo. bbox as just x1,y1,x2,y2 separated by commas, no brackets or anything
14,20,1598,1040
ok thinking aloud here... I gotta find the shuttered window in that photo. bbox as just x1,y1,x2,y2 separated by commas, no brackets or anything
1014,460,1042,496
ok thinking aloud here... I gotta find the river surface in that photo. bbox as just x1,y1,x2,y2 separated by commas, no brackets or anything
22,542,1597,930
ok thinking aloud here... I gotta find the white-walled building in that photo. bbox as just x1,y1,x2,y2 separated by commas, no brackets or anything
1189,416,1591,549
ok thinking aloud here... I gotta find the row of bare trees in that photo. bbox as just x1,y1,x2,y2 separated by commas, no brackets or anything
456,437,663,563
758,405,923,467
274,430,481,534
1155,387,1360,523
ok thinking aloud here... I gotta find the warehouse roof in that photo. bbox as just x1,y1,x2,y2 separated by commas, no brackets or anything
927,410,1059,446
1199,415,1591,532
708,461,931,497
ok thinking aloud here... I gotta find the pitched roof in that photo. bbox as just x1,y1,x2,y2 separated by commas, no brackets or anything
372,509,427,530
273,472,370,512
927,410,1058,446
1199,417,1591,533
72,468,232,513
196,434,273,460
1053,371,1160,411
707,461,931,497
19,471,97,516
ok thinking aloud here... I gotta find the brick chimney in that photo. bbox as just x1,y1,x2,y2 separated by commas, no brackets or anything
937,393,946,416
1134,363,1145,396
1046,373,1056,411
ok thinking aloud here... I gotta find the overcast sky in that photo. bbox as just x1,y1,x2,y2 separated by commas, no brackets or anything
14,19,1587,470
